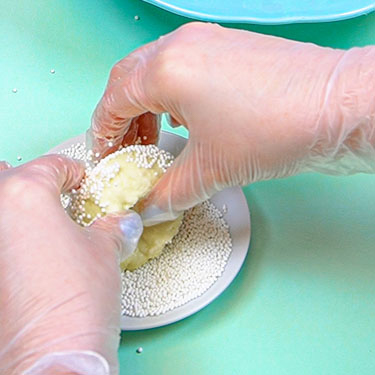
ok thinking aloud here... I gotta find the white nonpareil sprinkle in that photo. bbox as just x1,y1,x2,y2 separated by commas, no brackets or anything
58,142,233,317
58,141,87,161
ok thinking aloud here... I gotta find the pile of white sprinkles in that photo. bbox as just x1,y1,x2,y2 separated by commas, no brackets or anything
58,142,233,317
122,200,232,317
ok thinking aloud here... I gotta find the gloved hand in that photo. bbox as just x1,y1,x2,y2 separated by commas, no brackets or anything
0,156,143,375
88,22,375,225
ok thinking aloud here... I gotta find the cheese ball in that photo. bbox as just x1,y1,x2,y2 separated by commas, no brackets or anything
70,144,182,270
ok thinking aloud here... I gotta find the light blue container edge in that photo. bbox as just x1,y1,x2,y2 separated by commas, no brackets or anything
143,0,375,25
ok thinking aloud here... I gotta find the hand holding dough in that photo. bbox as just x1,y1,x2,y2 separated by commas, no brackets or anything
70,144,183,270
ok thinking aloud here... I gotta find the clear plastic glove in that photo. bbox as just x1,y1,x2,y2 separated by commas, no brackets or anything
88,22,375,225
0,156,143,375
87,109,161,158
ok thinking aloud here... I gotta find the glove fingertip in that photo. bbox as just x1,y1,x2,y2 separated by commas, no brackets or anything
0,161,12,171
118,211,143,261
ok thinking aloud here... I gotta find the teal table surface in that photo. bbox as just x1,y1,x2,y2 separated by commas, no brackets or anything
2,1,375,374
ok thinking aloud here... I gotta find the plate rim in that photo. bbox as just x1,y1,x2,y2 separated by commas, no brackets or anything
47,131,251,331
142,0,375,24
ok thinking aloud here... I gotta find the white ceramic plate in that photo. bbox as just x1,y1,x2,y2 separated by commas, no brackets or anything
48,131,251,330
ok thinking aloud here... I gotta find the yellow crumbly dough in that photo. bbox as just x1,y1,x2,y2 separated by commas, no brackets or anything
70,145,182,270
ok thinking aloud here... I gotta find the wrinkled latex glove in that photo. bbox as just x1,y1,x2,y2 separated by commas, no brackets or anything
87,105,161,159
0,156,143,375
88,22,375,226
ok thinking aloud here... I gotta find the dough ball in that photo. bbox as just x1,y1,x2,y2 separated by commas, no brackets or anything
70,144,182,270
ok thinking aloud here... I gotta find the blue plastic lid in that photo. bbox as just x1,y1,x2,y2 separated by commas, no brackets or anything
142,0,375,24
